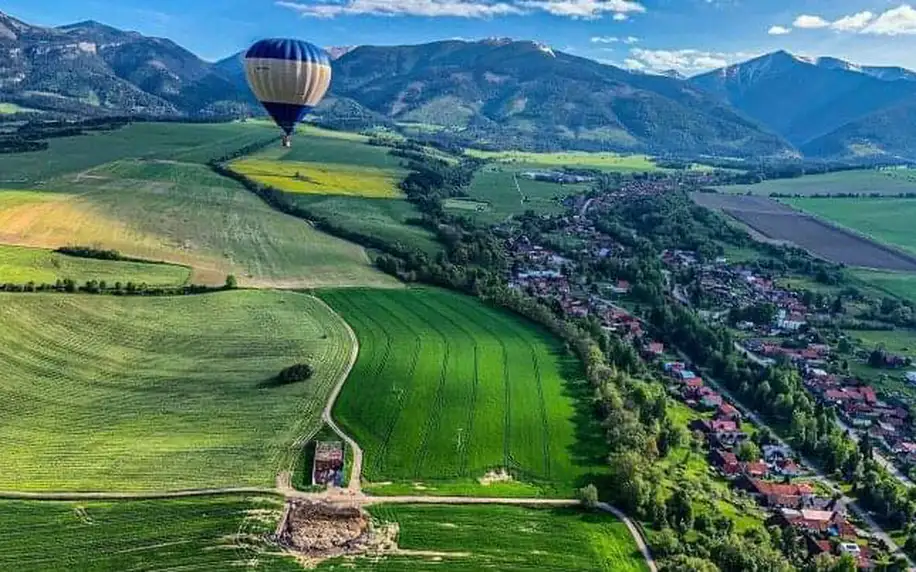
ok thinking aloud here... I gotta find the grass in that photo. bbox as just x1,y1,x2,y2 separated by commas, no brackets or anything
0,495,300,571
461,165,587,221
851,269,916,305
0,103,38,114
0,122,277,186
720,168,916,196
466,149,663,172
231,158,404,198
0,161,397,287
784,197,916,257
843,329,916,357
0,244,190,286
317,288,607,496
317,504,650,571
0,290,354,491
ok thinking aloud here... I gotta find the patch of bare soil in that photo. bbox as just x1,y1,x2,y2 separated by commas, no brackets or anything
276,500,398,568
478,469,513,486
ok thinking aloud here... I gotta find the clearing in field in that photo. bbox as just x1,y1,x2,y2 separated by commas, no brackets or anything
466,148,662,172
0,495,300,572
316,504,649,572
0,290,353,491
0,244,190,286
718,168,916,196
231,158,403,198
0,122,277,186
785,197,916,258
318,288,606,495
0,161,398,288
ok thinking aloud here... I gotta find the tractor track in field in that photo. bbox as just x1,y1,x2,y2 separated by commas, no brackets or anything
411,304,452,478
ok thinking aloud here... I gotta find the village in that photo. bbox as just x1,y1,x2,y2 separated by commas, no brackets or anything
501,180,916,569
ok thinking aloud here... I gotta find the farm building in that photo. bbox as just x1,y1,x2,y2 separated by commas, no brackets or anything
312,441,344,487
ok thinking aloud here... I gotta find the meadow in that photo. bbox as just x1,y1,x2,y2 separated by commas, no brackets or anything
0,161,396,287
316,504,650,571
318,288,606,495
784,197,916,257
459,166,587,221
0,495,300,571
0,244,190,286
465,149,663,172
720,168,916,196
0,290,353,491
0,122,277,186
850,269,916,305
231,157,404,198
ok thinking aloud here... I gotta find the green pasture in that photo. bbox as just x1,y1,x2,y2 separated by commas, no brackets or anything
721,168,916,196
318,288,607,495
784,197,916,256
0,290,353,491
0,495,299,571
0,244,190,286
317,504,649,571
466,149,662,172
460,165,586,221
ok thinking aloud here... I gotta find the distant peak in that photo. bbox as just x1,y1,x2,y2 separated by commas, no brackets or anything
58,19,125,34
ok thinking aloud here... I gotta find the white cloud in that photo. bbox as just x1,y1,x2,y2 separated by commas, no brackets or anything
830,11,874,31
591,35,621,43
862,5,916,35
625,35,639,44
518,0,646,19
278,0,645,19
275,0,523,18
793,14,830,29
625,48,748,75
767,25,791,35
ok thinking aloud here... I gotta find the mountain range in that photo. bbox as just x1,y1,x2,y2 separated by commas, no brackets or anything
1,9,915,161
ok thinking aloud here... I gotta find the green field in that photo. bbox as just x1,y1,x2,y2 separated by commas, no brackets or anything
0,122,278,186
0,290,353,491
0,161,397,287
317,504,649,571
318,288,606,495
0,244,190,286
784,197,916,256
850,269,916,304
721,168,916,196
459,165,586,221
466,149,662,172
0,495,300,571
0,103,38,114
231,157,404,198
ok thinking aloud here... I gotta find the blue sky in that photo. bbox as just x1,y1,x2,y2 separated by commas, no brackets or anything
7,0,916,74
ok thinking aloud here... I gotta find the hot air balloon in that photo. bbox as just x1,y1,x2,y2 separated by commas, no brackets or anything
244,38,332,147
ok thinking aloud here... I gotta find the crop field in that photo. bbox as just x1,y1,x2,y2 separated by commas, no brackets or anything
460,166,586,220
851,269,916,304
231,158,404,198
318,288,606,494
0,244,190,286
719,168,916,196
692,193,916,271
466,149,662,172
785,197,916,257
0,495,300,571
0,161,397,287
0,122,277,186
266,133,406,171
0,290,354,491
317,505,649,571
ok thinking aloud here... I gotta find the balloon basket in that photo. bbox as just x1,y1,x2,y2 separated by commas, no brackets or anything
282,135,292,148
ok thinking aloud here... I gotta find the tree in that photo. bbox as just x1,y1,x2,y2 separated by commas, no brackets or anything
661,555,720,572
578,484,599,509
224,274,238,290
737,440,761,463
275,363,314,385
666,488,694,533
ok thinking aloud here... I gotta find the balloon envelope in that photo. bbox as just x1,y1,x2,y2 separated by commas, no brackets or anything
244,38,332,135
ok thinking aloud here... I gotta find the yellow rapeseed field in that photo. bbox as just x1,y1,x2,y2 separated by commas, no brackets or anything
231,159,404,198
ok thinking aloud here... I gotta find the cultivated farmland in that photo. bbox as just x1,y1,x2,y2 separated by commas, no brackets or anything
459,165,587,221
318,504,649,571
0,161,397,287
0,495,300,572
719,168,916,196
0,290,353,491
318,288,606,495
231,158,404,198
466,149,663,172
691,193,916,271
0,244,190,286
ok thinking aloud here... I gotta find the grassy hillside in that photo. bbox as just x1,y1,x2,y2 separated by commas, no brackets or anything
0,495,300,572
318,288,606,496
0,244,190,286
0,161,397,287
316,504,649,571
0,290,353,491
784,197,916,255
0,122,277,186
720,169,916,196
